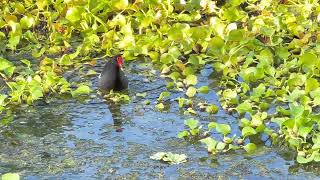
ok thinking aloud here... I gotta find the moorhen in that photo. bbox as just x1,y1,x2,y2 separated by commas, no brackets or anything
99,55,128,91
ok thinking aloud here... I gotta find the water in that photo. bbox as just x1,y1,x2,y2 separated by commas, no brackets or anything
0,58,320,179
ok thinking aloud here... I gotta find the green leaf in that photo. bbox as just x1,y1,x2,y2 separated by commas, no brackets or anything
190,0,205,9
1,173,20,180
32,47,46,58
158,91,171,101
186,107,197,115
282,118,295,129
305,78,319,93
208,122,217,130
198,86,209,94
313,96,320,106
112,0,129,10
36,0,48,10
136,92,147,98
315,153,320,162
155,103,165,110
261,26,275,37
240,118,251,127
160,65,171,74
206,104,219,114
216,142,226,150
7,35,20,50
161,54,176,65
71,85,90,97
298,126,313,140
207,36,225,56
183,67,195,76
242,126,257,138
86,70,97,76
256,49,273,66
289,103,304,118
105,92,130,103
296,151,315,164
296,155,312,164
177,14,192,22
310,88,320,98
236,101,252,114
177,97,185,108
0,111,14,126
223,136,234,144
168,46,181,58
186,86,197,97
216,123,231,136
150,152,187,165
299,52,317,68
222,89,237,99
150,152,167,160
59,54,73,66
200,137,218,153
109,14,126,27
169,71,180,81
29,81,43,101
243,143,257,153
0,57,13,71
144,100,151,105
271,117,288,127
276,47,290,60
239,67,265,82
163,152,187,165
14,2,25,13
250,112,267,127
185,75,197,86
229,144,240,150
66,6,84,23
190,128,199,136
0,57,15,77
187,55,204,65
228,29,244,41
251,83,266,98
229,0,246,6
168,23,190,41
178,130,189,138
20,15,35,29
288,74,306,89
223,7,243,21
184,118,198,129
21,59,31,67
0,94,7,106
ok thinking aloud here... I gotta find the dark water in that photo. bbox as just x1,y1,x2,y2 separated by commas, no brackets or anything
0,58,320,179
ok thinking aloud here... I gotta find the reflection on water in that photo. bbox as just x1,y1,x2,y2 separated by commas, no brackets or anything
0,60,319,179
108,101,123,127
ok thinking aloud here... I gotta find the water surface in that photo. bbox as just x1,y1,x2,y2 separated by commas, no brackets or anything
0,58,319,179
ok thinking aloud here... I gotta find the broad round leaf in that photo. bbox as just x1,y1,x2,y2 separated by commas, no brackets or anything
243,143,257,153
71,85,91,97
216,123,231,136
186,86,197,97
185,75,197,86
242,126,257,138
2,173,20,180
198,86,209,94
66,7,83,23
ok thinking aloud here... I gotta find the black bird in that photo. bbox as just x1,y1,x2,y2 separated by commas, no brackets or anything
99,55,128,91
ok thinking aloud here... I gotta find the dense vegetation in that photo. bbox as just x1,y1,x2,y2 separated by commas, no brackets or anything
0,0,320,165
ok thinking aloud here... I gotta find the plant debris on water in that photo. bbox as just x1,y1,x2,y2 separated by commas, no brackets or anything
150,152,188,165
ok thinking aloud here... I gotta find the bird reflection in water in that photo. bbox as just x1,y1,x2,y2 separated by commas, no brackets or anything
106,99,125,132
